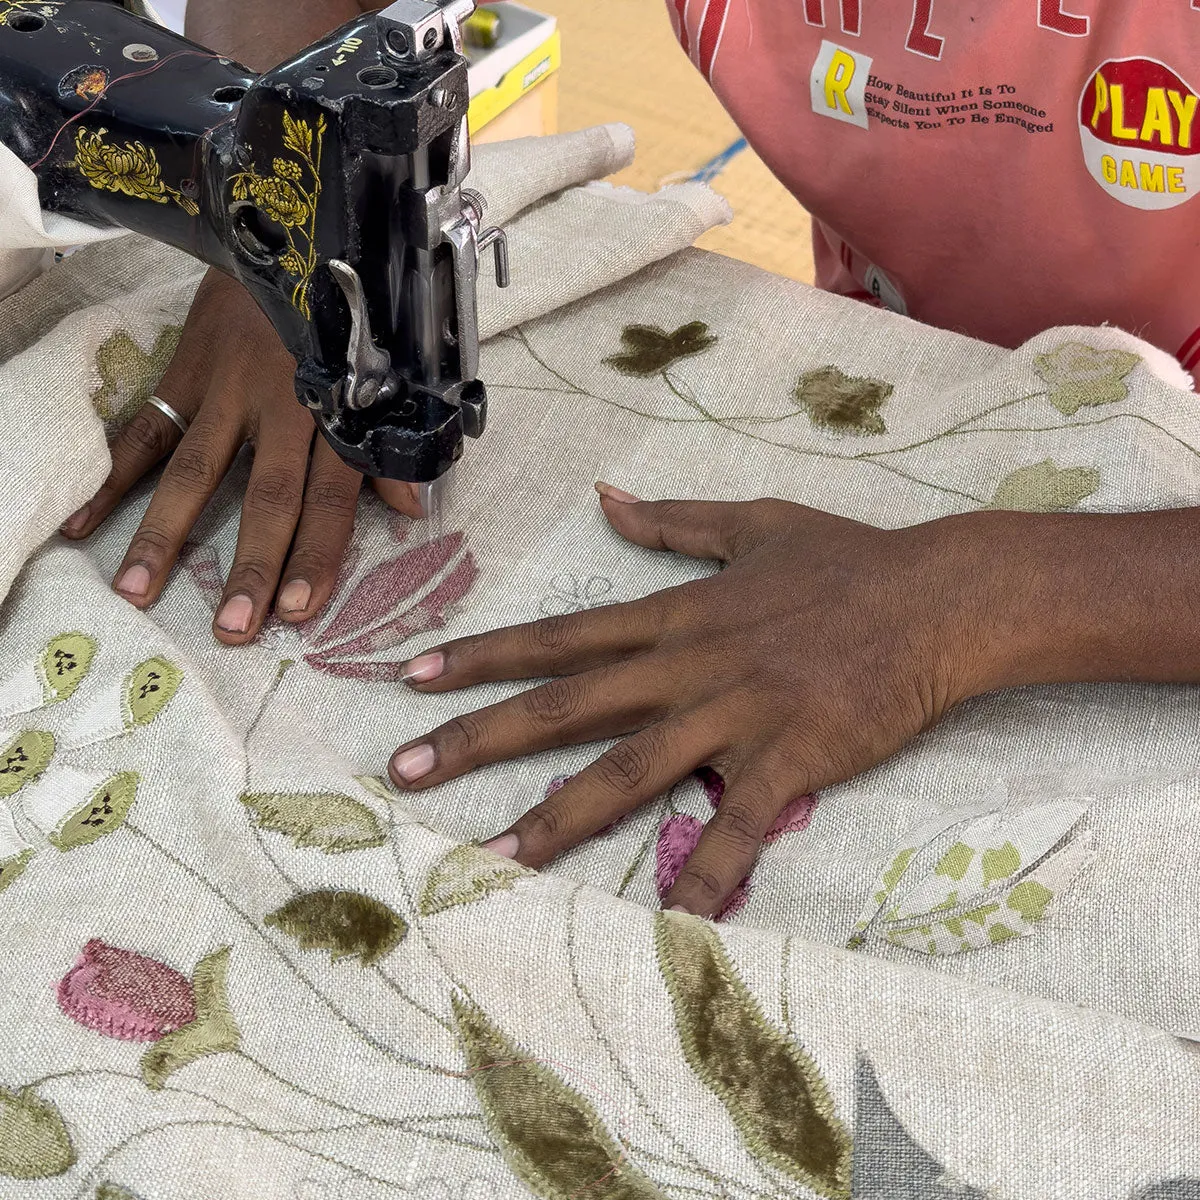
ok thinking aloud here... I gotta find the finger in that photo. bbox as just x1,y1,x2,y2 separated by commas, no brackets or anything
389,663,666,790
62,392,197,539
662,763,798,917
213,415,315,643
276,437,362,622
475,716,718,869
596,483,783,562
398,596,668,692
111,407,242,609
371,476,426,519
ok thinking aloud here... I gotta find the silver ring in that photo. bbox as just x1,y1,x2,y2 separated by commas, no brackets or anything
145,394,189,435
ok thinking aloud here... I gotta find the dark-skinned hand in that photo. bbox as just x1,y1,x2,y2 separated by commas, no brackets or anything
388,483,996,917
61,269,423,643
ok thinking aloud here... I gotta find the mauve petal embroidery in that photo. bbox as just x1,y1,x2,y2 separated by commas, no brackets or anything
694,766,725,806
56,939,195,1042
313,533,467,649
654,814,750,921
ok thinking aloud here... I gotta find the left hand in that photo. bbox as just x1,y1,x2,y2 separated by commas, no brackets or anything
389,484,997,917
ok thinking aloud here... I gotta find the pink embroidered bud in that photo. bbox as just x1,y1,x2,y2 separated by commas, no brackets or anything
57,940,196,1042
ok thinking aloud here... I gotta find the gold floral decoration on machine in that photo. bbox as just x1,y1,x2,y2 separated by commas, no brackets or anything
0,2,61,26
71,128,200,216
229,112,327,319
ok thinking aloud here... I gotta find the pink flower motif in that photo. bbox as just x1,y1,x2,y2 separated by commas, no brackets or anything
655,814,751,920
57,940,195,1042
182,522,478,682
694,767,818,841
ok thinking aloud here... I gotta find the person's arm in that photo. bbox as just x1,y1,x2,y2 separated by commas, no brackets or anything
385,491,1200,919
184,0,366,71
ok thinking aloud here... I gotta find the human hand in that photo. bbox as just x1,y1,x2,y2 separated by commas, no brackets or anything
62,269,424,644
387,486,1003,917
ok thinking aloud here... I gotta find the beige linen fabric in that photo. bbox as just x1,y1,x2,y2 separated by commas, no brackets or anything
0,130,1199,1198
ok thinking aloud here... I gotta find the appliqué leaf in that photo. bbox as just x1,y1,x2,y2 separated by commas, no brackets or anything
266,890,407,965
37,633,97,704
0,805,33,893
96,1184,141,1200
40,770,140,851
988,460,1100,512
0,730,55,799
140,947,241,1090
849,801,1093,955
794,366,892,435
604,322,717,376
656,912,851,1196
90,329,182,430
453,995,665,1199
853,1055,986,1199
0,1086,75,1179
123,657,183,728
1033,341,1141,416
419,843,532,916
241,791,387,854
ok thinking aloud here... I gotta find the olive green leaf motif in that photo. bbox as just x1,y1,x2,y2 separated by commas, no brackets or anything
604,322,718,376
848,800,1093,955
794,366,892,435
453,995,665,1199
420,843,533,916
1033,341,1141,416
141,947,241,1090
91,328,182,431
656,912,851,1196
96,1184,141,1200
229,111,327,318
241,791,387,854
0,730,55,800
0,1085,75,1179
853,1056,985,1199
265,890,407,966
50,772,140,852
988,460,1100,512
71,128,200,215
38,633,97,705
123,657,183,729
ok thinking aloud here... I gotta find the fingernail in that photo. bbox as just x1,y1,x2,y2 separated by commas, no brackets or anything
277,579,312,614
667,904,690,914
114,563,151,599
216,593,254,634
481,833,520,859
61,505,90,536
402,651,445,684
595,481,640,504
391,743,436,783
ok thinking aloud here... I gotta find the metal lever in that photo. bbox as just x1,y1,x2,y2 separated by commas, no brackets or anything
328,259,395,411
479,226,510,288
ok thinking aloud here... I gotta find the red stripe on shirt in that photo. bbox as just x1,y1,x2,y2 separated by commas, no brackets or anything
673,0,690,54
1177,324,1200,365
697,0,730,79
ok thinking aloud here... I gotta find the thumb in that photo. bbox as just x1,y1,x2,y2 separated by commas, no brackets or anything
595,482,758,562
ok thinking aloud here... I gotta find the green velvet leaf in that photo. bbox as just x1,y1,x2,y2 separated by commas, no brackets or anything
0,730,55,800
453,996,665,1198
241,791,387,854
96,1184,141,1200
122,657,183,729
0,1086,75,1179
419,844,531,916
265,890,406,965
38,632,97,704
141,947,240,1090
988,460,1099,512
51,772,139,851
0,848,33,893
656,912,851,1197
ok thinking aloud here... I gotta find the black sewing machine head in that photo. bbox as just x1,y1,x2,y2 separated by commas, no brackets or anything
0,0,508,482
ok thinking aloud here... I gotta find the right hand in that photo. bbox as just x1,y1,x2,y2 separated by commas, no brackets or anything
62,269,424,643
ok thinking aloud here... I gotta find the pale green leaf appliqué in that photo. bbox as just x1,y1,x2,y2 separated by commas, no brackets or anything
656,912,851,1196
141,947,240,1090
420,843,532,916
0,804,33,893
37,633,97,704
266,890,407,965
123,657,183,728
453,995,665,1199
1033,341,1141,416
96,1184,141,1200
241,791,386,853
0,730,55,799
0,1086,75,1179
49,772,139,851
988,459,1100,512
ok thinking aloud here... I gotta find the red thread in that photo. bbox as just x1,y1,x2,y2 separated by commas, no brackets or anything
29,49,224,172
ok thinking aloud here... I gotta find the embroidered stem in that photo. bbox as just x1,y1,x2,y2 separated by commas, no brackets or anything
616,796,670,899
780,937,793,1037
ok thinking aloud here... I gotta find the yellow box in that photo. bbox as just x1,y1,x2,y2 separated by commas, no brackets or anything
466,4,561,136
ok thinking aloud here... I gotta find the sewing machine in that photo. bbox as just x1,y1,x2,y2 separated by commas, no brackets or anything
0,0,508,483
